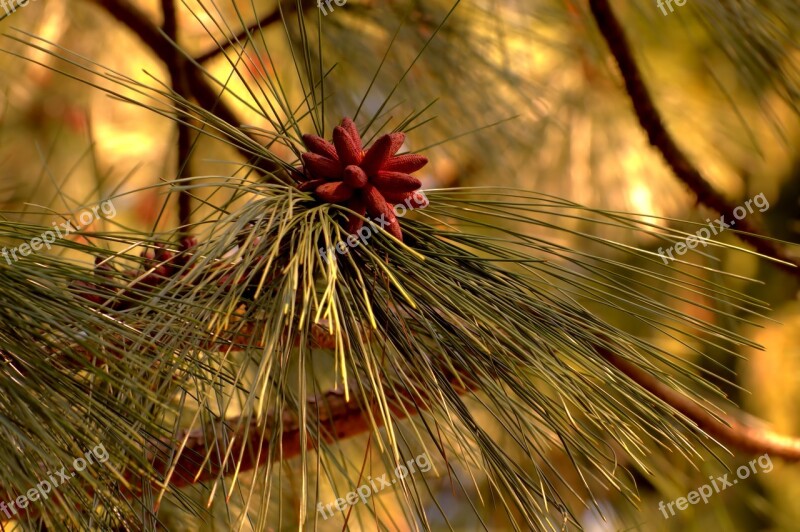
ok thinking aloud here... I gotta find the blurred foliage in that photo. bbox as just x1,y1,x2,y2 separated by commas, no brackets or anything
0,0,798,530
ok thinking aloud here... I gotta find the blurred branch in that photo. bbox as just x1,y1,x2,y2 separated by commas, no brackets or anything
598,347,800,461
161,0,193,234
588,0,800,276
89,0,288,182
194,4,287,64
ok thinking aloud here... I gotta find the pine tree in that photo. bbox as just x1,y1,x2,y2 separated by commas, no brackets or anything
0,0,798,529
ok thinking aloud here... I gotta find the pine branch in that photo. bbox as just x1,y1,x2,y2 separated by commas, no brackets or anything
193,4,288,64
15,273,800,521
136,324,800,498
90,0,287,182
5,2,799,527
147,364,475,492
598,347,800,460
588,0,800,276
155,332,800,495
64,220,800,493
161,0,194,234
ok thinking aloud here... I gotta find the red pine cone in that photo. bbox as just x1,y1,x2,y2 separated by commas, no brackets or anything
299,117,428,241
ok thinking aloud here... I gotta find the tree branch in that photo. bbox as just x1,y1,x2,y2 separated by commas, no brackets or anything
146,326,800,499
52,0,800,505
65,251,800,496
147,367,475,492
161,0,194,234
193,4,287,64
89,0,287,182
18,304,800,522
588,0,799,275
598,347,800,460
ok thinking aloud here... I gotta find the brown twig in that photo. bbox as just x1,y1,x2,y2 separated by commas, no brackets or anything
600,348,800,460
90,0,288,183
144,330,800,497
161,0,194,235
193,4,286,64
588,0,799,275
146,368,475,491
144,323,800,497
